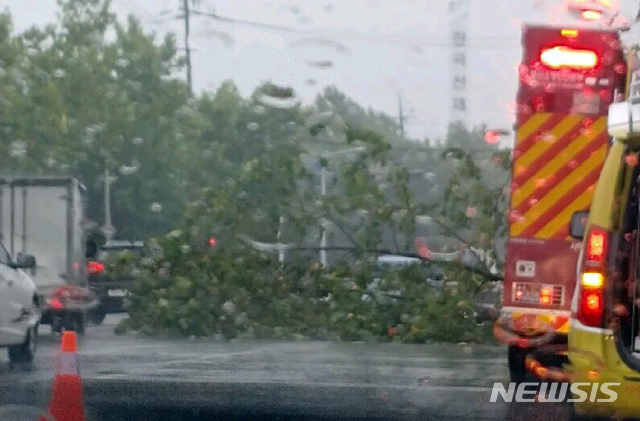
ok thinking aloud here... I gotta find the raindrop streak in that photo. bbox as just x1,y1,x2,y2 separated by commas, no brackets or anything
290,38,349,53
246,122,260,131
306,110,333,126
306,60,334,69
119,160,140,176
465,207,477,218
10,141,27,158
150,202,163,213
625,154,638,167
256,93,300,110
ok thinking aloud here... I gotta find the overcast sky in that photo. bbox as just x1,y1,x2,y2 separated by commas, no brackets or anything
2,0,639,140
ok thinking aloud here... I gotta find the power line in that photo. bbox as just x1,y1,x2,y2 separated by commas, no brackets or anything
189,9,519,49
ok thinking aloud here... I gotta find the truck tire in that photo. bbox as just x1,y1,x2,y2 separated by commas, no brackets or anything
508,346,527,384
8,326,37,369
63,312,85,335
88,306,107,325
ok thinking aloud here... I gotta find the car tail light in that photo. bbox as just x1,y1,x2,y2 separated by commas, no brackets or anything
586,229,607,261
579,289,603,326
581,272,604,288
577,226,608,327
87,260,105,275
50,297,64,310
540,46,598,70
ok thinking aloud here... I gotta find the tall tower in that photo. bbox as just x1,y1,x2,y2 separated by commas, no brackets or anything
449,0,470,127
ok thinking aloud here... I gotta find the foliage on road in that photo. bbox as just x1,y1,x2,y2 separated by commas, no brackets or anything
113,234,492,343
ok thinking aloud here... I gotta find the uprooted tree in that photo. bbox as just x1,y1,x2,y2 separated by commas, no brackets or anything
115,106,511,342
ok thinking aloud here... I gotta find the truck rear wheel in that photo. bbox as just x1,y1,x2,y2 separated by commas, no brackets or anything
63,312,85,335
88,307,107,325
508,346,528,384
8,326,37,369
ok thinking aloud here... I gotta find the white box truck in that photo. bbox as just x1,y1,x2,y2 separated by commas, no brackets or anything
0,177,97,334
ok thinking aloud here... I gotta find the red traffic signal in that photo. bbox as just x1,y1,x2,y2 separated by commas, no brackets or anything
484,129,509,145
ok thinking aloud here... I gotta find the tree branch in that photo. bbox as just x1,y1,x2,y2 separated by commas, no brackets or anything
285,246,503,281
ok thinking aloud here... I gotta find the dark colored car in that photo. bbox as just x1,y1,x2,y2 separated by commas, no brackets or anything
86,240,143,324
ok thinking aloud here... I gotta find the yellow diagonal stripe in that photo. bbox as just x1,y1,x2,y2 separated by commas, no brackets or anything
511,117,606,208
514,114,583,172
516,113,553,146
535,187,595,239
510,144,608,237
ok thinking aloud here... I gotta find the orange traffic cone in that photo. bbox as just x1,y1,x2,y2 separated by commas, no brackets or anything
43,331,86,421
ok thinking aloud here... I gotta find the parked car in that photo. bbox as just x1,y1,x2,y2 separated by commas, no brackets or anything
87,239,144,324
361,254,445,304
0,242,39,367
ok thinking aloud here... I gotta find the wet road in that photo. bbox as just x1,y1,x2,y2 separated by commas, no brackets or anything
0,315,571,420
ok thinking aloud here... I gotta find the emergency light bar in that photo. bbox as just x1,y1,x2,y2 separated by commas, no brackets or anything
540,46,598,70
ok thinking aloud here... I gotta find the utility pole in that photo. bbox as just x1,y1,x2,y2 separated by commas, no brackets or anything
103,168,115,242
182,0,193,96
398,93,406,139
320,167,328,267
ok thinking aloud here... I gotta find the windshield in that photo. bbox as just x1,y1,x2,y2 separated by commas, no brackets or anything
0,0,638,420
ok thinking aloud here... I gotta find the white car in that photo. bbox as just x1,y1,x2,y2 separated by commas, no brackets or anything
0,242,40,367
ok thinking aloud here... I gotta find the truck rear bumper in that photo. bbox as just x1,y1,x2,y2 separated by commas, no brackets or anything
494,308,570,348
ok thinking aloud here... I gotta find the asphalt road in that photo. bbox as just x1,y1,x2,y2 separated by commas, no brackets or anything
0,315,572,421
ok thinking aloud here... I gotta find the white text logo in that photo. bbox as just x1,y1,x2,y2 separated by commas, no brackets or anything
490,383,620,403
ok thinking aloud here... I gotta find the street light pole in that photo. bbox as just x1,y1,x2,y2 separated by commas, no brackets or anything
314,147,365,268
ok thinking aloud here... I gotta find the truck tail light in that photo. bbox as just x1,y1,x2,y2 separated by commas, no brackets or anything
577,227,609,327
540,46,598,70
540,288,552,305
87,260,105,275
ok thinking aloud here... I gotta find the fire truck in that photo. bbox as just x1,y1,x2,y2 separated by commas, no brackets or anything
494,25,627,382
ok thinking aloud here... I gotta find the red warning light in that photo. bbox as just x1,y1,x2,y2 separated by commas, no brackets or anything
484,129,508,145
581,9,602,20
484,131,500,145
540,46,598,70
208,237,218,247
